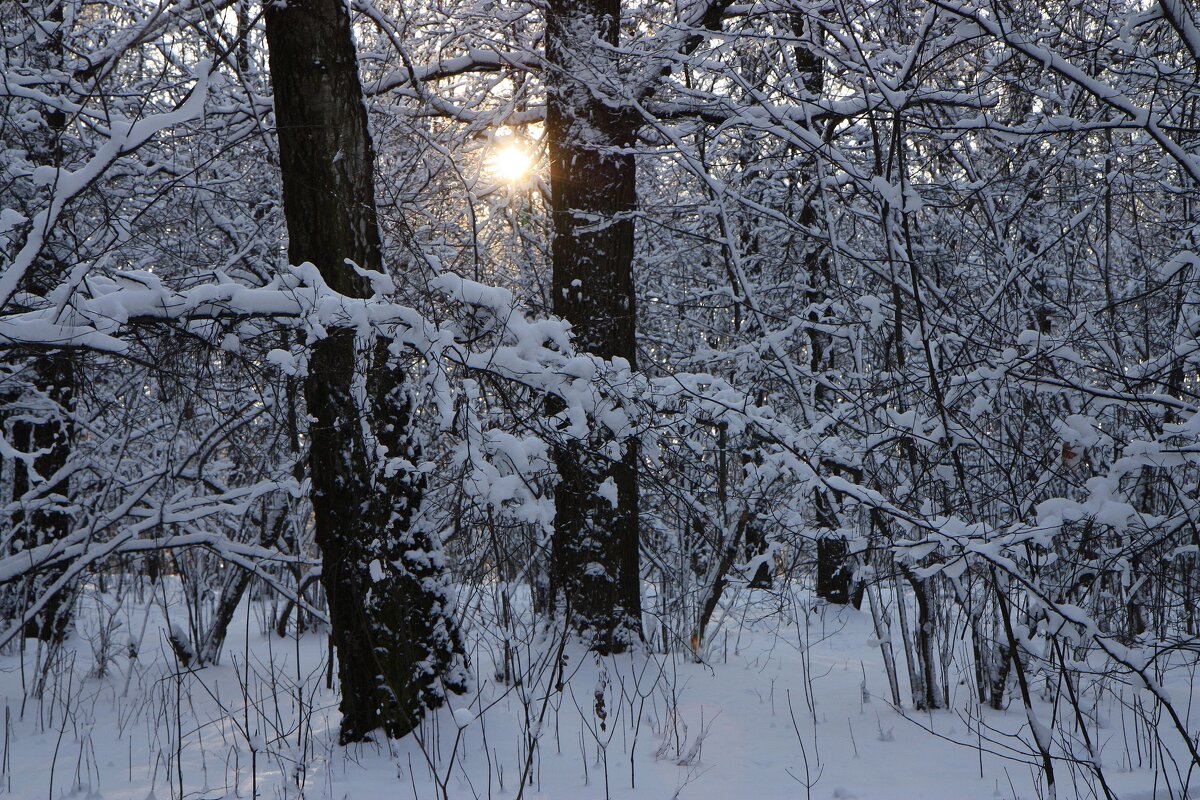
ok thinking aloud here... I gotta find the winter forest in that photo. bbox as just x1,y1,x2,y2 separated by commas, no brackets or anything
2,0,1200,797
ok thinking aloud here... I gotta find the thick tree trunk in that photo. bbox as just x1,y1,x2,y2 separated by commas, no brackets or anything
9,353,74,644
263,0,463,742
7,0,76,645
815,536,852,604
545,0,643,651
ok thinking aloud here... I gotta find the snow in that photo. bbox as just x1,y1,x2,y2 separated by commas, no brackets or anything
596,477,619,507
1,586,1192,800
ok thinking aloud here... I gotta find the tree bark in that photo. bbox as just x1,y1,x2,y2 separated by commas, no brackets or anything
790,10,854,606
5,0,77,645
545,0,643,651
263,0,464,742
815,536,852,605
905,570,944,709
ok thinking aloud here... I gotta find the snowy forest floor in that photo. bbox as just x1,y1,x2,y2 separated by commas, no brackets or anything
0,583,1194,800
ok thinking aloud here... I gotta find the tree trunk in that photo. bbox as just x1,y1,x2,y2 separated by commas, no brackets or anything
545,0,643,652
792,10,854,606
9,353,74,644
865,578,903,707
905,570,943,709
893,568,927,709
263,0,464,742
6,0,76,645
195,500,289,667
815,536,852,604
692,510,749,659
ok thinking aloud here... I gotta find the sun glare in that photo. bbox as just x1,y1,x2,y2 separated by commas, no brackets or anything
489,143,534,183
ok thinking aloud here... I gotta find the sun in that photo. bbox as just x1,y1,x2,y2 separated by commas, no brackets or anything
489,142,534,183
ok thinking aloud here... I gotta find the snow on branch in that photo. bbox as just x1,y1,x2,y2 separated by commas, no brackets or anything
0,64,212,310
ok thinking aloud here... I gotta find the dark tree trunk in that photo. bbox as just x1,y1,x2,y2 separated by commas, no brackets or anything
739,427,772,589
9,353,75,644
791,11,854,607
815,537,852,605
263,0,463,742
5,0,77,645
991,640,1011,710
545,0,643,652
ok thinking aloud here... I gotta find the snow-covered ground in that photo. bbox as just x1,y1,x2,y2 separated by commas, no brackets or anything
0,583,1193,799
